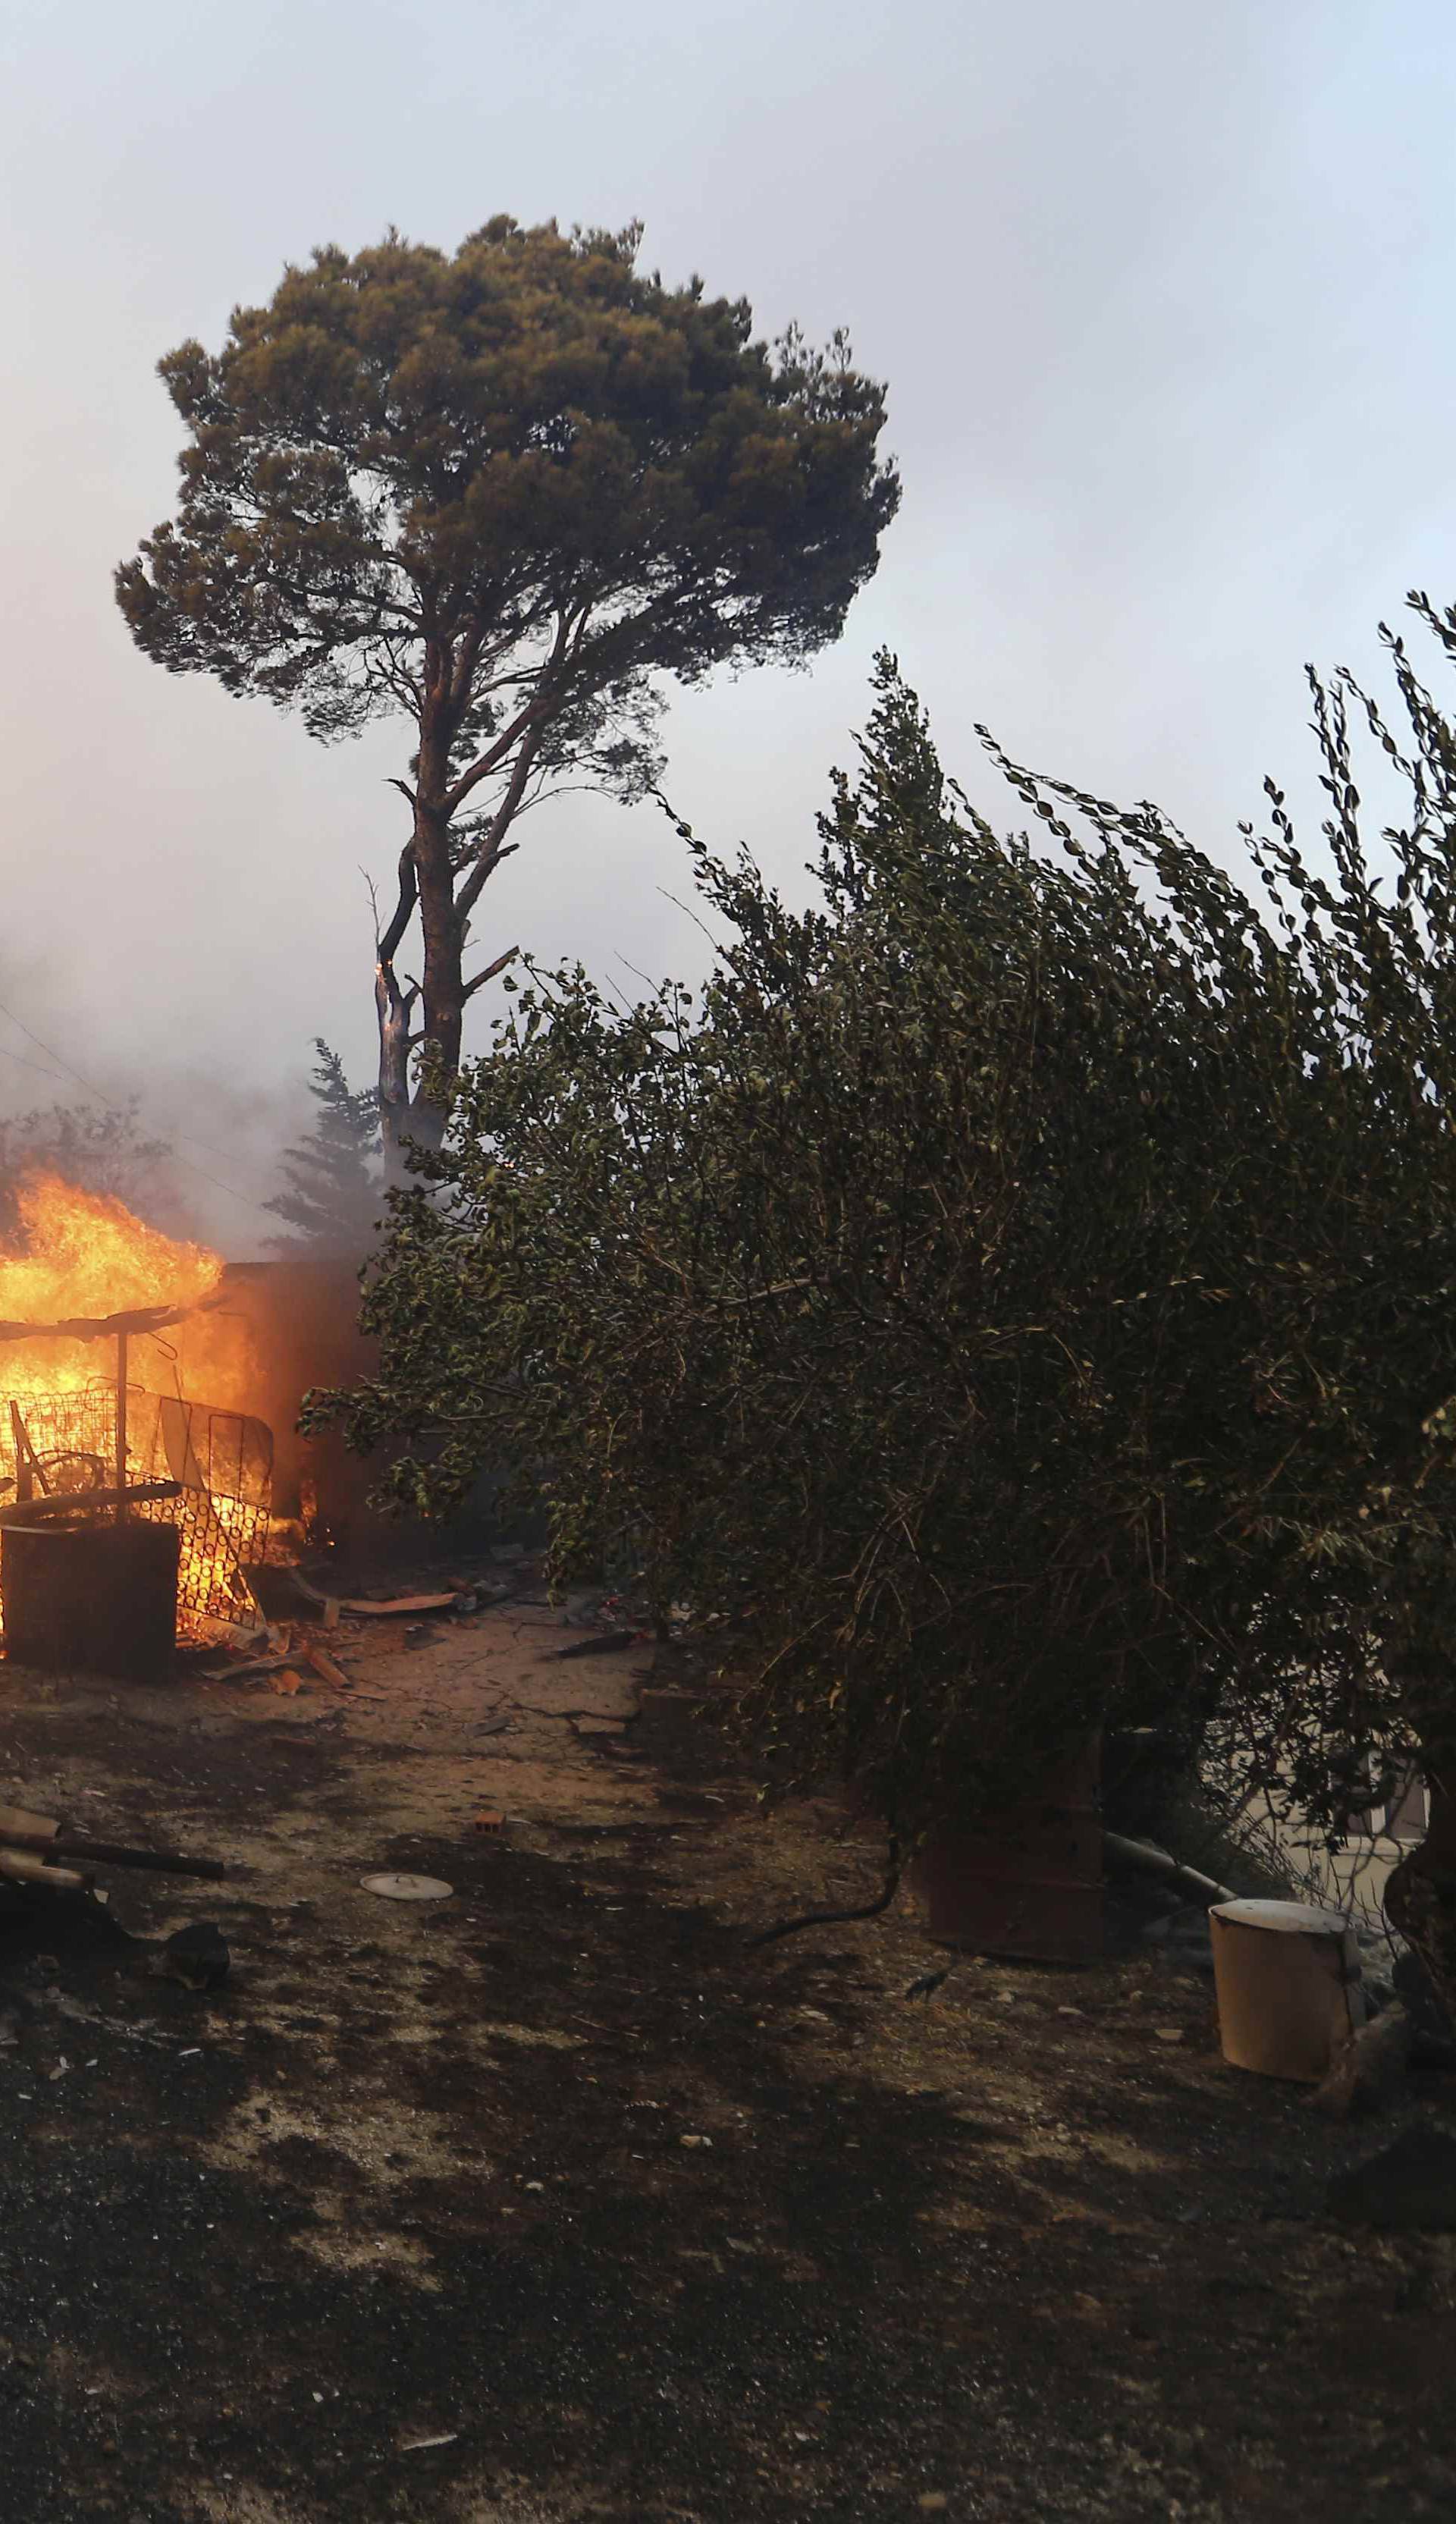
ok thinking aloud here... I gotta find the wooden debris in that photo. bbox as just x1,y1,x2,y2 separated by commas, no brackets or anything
0,1303,196,1344
284,1567,333,1607
0,1847,88,1888
305,1643,351,1690
0,1480,183,1528
2,1829,224,1882
196,1614,272,1651
193,1653,290,1684
0,1797,224,1882
342,1592,458,1618
0,1804,60,1843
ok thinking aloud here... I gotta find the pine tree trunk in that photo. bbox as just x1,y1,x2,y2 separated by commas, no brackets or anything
408,837,463,1162
377,709,466,1186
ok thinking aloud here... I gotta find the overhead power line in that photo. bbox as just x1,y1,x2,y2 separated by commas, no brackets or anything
0,999,280,1223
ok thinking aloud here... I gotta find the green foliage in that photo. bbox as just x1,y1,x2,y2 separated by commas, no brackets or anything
115,214,899,1160
310,617,1456,1847
265,1041,381,1254
118,217,896,749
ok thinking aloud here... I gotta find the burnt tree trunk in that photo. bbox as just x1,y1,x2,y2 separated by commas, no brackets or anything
375,944,415,1178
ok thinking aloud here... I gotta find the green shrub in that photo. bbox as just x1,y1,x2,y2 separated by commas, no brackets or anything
312,634,1456,1891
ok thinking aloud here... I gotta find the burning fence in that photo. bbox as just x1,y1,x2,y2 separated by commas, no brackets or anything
0,1176,277,1653
0,1386,273,1637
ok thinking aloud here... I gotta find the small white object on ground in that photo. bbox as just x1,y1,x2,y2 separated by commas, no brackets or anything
360,1873,455,1902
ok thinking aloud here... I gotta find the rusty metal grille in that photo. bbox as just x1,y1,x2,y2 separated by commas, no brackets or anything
0,1384,274,1639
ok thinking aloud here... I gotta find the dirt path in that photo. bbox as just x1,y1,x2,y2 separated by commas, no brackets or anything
0,1603,1453,2522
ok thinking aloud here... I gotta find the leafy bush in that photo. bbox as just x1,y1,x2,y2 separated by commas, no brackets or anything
313,630,1456,1967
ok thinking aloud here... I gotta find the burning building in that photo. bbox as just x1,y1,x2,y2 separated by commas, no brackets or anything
0,1175,278,1661
0,1169,452,1679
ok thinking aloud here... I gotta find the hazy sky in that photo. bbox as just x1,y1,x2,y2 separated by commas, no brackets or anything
3,0,1454,1248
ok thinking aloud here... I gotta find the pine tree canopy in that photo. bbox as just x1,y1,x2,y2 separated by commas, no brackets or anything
115,215,899,1168
115,216,899,761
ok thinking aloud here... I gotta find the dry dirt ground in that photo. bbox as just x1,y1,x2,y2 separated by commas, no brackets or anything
0,1591,1454,2524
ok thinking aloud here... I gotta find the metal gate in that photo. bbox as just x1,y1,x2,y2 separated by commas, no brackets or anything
0,1384,273,1637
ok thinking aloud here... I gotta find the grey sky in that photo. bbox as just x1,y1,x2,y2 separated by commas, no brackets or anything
2,0,1453,1247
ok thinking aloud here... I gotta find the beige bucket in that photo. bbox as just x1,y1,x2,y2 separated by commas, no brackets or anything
1209,1898,1366,2083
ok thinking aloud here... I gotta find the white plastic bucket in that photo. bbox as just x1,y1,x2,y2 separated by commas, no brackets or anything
1209,1898,1366,2083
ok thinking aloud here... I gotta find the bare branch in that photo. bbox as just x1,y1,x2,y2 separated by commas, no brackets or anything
375,640,425,715
442,698,550,818
648,782,697,846
456,734,544,924
377,844,419,963
462,946,519,1003
442,608,578,818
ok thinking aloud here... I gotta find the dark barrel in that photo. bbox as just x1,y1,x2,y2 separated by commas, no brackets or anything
911,1734,1104,1963
1,1519,180,1681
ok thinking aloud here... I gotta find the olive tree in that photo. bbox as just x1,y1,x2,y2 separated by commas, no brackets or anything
312,622,1456,2017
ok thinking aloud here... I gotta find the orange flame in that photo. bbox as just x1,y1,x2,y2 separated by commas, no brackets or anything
0,1174,224,1326
0,1179,275,1637
0,1174,262,1414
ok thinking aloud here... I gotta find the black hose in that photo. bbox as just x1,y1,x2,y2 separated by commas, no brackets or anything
747,1839,902,1948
